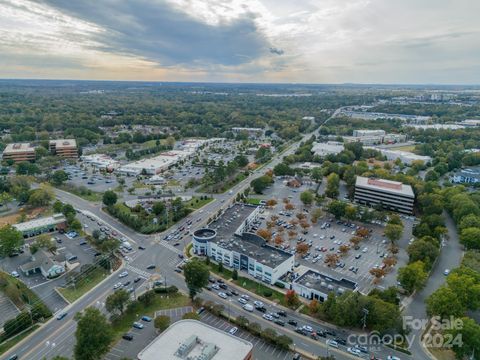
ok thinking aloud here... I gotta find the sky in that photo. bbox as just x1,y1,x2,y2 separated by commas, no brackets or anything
0,0,479,84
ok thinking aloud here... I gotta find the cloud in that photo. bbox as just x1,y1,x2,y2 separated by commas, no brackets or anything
38,0,272,67
269,47,284,55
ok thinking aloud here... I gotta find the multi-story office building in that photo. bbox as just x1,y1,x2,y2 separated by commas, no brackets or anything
192,204,294,285
2,143,36,163
354,176,415,214
49,139,78,159
137,320,253,360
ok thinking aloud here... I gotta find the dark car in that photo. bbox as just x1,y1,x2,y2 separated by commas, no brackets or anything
79,240,87,245
255,306,267,313
174,268,182,273
325,329,337,337
123,281,131,287
146,264,156,270
196,307,206,315
335,338,347,346
277,310,287,317
274,319,285,326
288,319,298,326
217,279,224,284
219,283,228,290
7,355,18,360
294,328,307,336
138,245,146,250
230,289,239,296
316,330,327,338
134,277,141,283
122,333,134,341
208,277,215,283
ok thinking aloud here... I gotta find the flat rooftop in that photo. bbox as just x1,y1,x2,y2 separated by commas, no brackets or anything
137,320,252,360
3,143,35,153
121,150,192,170
209,203,292,268
50,139,77,148
356,176,414,197
294,269,357,294
13,214,66,232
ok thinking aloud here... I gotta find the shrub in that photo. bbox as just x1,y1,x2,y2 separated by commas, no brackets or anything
274,282,285,289
154,315,170,331
154,285,178,294
263,289,273,297
182,312,200,320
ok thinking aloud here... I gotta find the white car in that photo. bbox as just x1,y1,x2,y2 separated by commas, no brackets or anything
241,294,250,300
262,314,273,321
119,271,128,278
326,339,338,348
218,292,227,299
253,300,264,307
319,235,325,240
229,327,238,335
243,304,254,312
302,325,313,333
238,297,247,304
362,247,368,253
10,271,19,278
347,347,361,356
444,269,450,276
386,356,401,360
212,284,220,290
113,282,122,290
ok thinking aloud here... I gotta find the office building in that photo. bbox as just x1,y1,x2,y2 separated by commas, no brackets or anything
118,150,193,176
231,127,264,138
192,204,294,285
13,213,67,238
354,176,415,214
452,168,480,184
2,143,36,163
137,320,253,360
49,139,78,159
311,141,344,157
292,269,357,301
352,129,386,137
367,147,431,165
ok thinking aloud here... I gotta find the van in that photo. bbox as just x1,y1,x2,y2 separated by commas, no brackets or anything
123,242,132,251
243,304,254,312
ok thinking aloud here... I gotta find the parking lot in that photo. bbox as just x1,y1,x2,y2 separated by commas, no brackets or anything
0,294,20,327
199,311,294,360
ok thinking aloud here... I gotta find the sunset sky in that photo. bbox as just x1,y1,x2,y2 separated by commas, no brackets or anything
1,0,479,83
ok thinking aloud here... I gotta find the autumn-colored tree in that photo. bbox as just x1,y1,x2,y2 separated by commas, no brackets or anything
325,253,339,267
274,235,284,246
370,268,386,284
283,198,290,204
296,213,306,220
349,236,362,247
277,226,285,233
383,257,397,269
287,230,297,239
285,290,300,308
389,244,399,254
266,199,277,207
256,228,272,242
270,215,279,222
299,220,310,230
356,228,370,238
289,219,298,227
296,243,309,257
310,208,323,223
266,221,275,229
265,169,274,177
309,299,320,314
285,203,295,211
339,244,350,256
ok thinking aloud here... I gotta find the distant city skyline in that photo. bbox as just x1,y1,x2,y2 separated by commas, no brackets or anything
1,0,479,84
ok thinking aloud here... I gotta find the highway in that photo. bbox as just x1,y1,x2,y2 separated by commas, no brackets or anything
3,120,408,360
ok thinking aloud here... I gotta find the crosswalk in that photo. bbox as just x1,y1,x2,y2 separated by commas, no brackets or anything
159,240,183,254
125,264,151,279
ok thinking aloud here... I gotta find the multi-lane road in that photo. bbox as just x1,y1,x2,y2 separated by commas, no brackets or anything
3,122,409,360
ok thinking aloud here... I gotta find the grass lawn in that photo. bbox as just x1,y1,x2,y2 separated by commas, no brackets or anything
428,347,456,360
111,293,190,338
60,184,103,202
167,179,181,186
199,172,247,194
186,197,213,209
246,198,262,205
389,145,416,152
58,267,110,303
0,325,39,355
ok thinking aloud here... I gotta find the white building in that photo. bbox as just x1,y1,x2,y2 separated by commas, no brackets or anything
118,150,193,176
192,204,294,285
352,129,386,137
340,111,431,123
81,154,119,171
311,141,344,156
231,127,264,138
345,130,406,145
366,147,431,165
354,176,415,214
144,174,166,185
292,269,357,301
403,124,465,130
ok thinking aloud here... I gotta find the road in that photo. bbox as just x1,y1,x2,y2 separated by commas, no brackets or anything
3,116,405,360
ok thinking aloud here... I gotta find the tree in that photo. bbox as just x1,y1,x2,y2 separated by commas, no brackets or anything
0,192,13,209
344,205,357,221
33,233,57,253
273,163,294,176
296,243,309,257
28,184,54,207
105,289,130,315
16,161,39,175
102,190,118,207
152,201,166,216
310,208,323,223
407,238,439,269
460,227,480,249
285,290,300,308
356,228,369,238
325,173,340,199
339,244,350,256
311,167,323,194
397,261,428,294
426,286,464,319
370,268,386,283
154,315,170,331
232,269,238,280
74,307,113,360
382,256,397,269
250,175,272,194
300,191,314,206
325,253,339,267
459,214,480,231
0,225,23,257
285,202,295,211
447,317,480,360
256,228,272,242
266,199,277,207
384,223,403,245
328,200,346,219
274,234,284,246
184,259,209,299
51,170,69,186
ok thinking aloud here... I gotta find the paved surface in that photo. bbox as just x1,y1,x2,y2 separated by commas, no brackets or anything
155,305,193,322
0,294,20,327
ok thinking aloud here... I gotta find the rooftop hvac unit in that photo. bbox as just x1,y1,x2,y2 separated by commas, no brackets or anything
321,281,327,287
327,284,334,291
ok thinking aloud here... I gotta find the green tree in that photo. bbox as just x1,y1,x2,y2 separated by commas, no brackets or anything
327,200,347,219
74,307,114,360
152,201,166,216
102,190,118,207
459,214,480,231
384,223,404,245
0,224,23,256
311,167,323,194
300,191,314,206
51,170,69,186
344,205,357,221
154,315,170,331
426,286,464,319
273,163,294,176
250,175,272,194
448,317,480,360
325,173,340,199
407,238,439,269
397,261,428,294
16,161,39,175
460,227,480,249
232,269,238,280
105,289,130,315
28,184,54,207
184,259,209,299
0,192,13,209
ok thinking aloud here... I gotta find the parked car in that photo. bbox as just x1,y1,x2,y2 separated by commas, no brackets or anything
146,264,156,269
122,333,134,341
141,315,152,322
56,312,68,320
326,339,338,348
119,271,128,278
132,322,144,329
229,327,238,335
